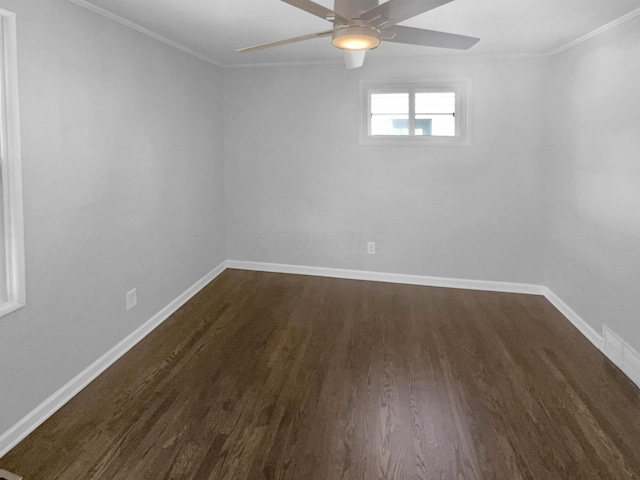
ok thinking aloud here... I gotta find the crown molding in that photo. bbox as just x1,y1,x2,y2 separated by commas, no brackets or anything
225,51,547,69
65,1,640,68
227,7,640,68
65,0,222,67
546,7,640,57
226,59,345,69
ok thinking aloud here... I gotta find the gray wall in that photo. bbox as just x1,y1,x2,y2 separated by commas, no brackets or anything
224,58,547,283
545,17,640,351
0,0,225,434
2,0,638,445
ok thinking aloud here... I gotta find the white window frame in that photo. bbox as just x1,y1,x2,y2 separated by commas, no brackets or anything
360,78,471,146
0,9,26,317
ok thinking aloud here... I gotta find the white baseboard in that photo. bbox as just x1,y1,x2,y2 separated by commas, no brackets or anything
226,260,546,295
542,287,640,390
2,259,638,458
541,287,603,350
602,326,640,388
229,261,640,390
0,261,227,458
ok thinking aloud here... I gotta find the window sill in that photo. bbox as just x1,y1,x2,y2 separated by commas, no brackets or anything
360,136,471,147
0,301,25,318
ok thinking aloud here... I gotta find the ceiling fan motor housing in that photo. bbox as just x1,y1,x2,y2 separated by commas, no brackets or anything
332,24,381,50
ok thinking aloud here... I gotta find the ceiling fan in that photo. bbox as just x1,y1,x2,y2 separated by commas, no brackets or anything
238,0,480,69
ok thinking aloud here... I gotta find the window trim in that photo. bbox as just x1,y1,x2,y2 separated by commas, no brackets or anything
0,9,26,317
360,78,471,146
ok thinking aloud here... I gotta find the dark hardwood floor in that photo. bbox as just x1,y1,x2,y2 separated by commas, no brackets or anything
2,269,640,479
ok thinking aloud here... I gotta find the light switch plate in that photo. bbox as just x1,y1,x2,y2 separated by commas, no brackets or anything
126,288,137,311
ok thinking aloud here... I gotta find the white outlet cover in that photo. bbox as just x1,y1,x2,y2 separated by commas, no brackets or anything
367,242,375,254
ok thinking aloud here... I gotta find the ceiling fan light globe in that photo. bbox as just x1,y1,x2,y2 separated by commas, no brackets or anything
332,25,381,51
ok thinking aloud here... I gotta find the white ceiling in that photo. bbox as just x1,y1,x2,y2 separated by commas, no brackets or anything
78,0,640,65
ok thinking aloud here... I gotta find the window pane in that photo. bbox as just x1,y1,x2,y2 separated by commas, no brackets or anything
371,93,409,136
415,92,456,136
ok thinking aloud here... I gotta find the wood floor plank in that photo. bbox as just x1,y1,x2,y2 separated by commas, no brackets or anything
2,270,640,479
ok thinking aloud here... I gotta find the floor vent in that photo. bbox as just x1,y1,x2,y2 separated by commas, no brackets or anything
0,469,22,480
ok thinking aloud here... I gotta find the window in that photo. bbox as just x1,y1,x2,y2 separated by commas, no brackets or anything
0,9,26,317
361,79,470,145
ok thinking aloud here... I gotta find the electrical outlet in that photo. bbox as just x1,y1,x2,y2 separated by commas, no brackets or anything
0,469,23,480
126,288,137,311
367,241,376,255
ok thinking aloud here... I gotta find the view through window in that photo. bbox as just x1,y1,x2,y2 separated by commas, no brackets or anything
370,91,456,137
361,80,470,145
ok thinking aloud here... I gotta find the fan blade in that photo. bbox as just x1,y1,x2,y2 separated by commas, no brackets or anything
383,25,479,49
237,30,334,53
334,0,378,19
343,49,367,69
281,0,349,24
360,0,454,28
